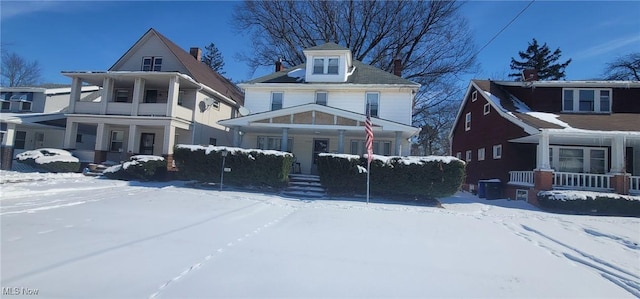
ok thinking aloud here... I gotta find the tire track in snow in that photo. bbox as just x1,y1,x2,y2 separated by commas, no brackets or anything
148,207,298,299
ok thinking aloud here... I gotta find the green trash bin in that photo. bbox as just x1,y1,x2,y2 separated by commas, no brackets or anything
484,179,502,200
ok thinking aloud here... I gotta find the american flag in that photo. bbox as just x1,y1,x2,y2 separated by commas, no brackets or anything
365,104,374,164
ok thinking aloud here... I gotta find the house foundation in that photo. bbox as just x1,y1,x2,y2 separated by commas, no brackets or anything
611,174,630,195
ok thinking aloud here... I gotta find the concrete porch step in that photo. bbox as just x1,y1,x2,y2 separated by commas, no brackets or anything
283,174,326,199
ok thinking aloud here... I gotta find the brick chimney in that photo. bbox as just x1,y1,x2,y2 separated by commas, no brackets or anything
523,69,538,81
275,58,284,72
190,47,202,61
393,58,402,77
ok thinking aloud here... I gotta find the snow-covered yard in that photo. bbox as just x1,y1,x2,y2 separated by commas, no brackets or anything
1,170,638,298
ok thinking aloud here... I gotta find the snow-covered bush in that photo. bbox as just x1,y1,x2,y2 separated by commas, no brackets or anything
103,155,167,181
537,190,640,217
317,154,466,199
16,148,81,173
173,145,293,188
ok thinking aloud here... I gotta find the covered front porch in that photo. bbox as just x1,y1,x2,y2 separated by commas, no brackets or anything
219,104,420,174
508,129,640,195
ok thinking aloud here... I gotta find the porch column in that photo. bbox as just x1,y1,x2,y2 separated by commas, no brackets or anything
337,130,345,154
68,77,82,113
1,123,16,170
611,135,625,174
281,128,289,152
166,75,180,117
94,123,108,163
127,124,138,155
536,130,551,170
101,77,114,115
395,131,402,156
63,120,78,149
131,78,145,116
163,124,176,155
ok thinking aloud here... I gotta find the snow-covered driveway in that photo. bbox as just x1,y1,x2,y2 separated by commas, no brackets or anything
1,171,638,298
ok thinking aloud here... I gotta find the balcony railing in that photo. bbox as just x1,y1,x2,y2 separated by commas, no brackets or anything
630,176,640,195
508,171,534,186
72,101,192,119
553,172,612,191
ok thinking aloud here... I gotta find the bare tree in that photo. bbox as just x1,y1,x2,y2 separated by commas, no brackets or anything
603,52,640,81
1,51,41,87
233,0,477,114
412,90,460,155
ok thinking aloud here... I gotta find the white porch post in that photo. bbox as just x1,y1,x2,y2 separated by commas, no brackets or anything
337,130,345,153
3,123,16,146
95,123,107,151
101,77,114,115
127,124,138,154
163,124,176,155
281,128,289,152
611,135,626,173
68,77,82,113
131,78,145,116
536,130,551,170
166,76,180,117
63,120,78,149
232,127,241,147
395,131,402,156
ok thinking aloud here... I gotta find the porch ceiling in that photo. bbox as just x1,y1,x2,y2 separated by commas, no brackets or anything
62,72,201,89
510,133,640,147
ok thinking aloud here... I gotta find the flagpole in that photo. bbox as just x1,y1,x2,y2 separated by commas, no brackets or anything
365,103,373,205
366,159,370,204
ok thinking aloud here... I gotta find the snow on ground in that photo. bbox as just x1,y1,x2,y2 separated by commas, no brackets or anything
1,170,639,298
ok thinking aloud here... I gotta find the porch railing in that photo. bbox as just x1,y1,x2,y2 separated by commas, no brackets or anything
553,172,612,190
630,176,640,194
508,171,534,186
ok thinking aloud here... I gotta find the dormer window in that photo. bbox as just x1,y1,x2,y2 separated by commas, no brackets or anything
142,56,162,71
562,88,611,113
313,57,339,75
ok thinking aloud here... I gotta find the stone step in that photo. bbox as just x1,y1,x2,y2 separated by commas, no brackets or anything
286,185,326,192
281,190,326,198
289,174,321,182
290,181,323,187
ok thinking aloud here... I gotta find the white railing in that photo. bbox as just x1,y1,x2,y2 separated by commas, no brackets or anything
174,105,193,121
74,101,102,114
138,103,168,116
553,172,613,190
106,102,132,115
509,171,534,186
630,176,640,194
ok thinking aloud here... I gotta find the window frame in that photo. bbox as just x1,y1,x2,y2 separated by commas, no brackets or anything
19,101,32,111
478,148,485,161
109,130,124,153
471,90,478,102
312,56,340,75
14,131,27,149
465,150,472,162
483,103,490,115
493,144,502,159
562,88,612,113
1,100,10,110
115,89,130,103
142,56,162,71
465,112,471,131
315,91,328,106
350,139,392,156
257,136,293,152
456,152,461,159
516,189,528,201
548,146,608,174
365,92,380,117
271,92,283,111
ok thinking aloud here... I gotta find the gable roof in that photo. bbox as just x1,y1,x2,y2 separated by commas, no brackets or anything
109,28,243,106
243,60,418,86
450,79,640,139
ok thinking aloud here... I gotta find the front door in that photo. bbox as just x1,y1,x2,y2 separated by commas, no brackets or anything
139,133,155,155
312,139,329,173
34,132,44,148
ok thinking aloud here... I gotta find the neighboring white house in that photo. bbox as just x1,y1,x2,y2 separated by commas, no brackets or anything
1,85,100,169
219,43,421,174
61,28,244,168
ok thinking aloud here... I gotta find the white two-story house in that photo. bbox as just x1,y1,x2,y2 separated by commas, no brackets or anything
61,28,244,167
219,43,421,174
1,85,100,170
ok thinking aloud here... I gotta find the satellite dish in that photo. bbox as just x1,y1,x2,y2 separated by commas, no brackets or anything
238,106,251,116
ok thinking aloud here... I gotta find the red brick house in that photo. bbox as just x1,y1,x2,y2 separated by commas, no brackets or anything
450,80,640,203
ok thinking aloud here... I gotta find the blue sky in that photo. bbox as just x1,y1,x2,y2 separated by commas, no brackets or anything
1,1,639,85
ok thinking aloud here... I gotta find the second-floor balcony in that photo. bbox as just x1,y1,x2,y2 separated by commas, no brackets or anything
63,71,201,121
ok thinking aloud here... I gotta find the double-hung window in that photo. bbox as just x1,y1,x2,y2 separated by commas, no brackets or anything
365,92,379,117
350,140,391,156
478,148,485,161
271,92,283,110
313,57,339,74
110,130,124,152
493,144,502,159
142,56,162,71
465,112,471,131
257,136,293,152
562,88,612,113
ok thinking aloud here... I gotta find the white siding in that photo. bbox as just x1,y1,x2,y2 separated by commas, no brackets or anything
114,35,188,74
243,87,413,125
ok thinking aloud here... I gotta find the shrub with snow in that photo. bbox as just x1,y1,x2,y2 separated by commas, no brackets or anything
173,145,293,188
317,154,465,199
16,148,81,173
103,155,167,181
537,190,640,217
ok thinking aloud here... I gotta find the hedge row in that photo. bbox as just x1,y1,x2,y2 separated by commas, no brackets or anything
173,145,293,188
317,154,466,199
103,155,167,181
16,148,81,173
537,191,640,217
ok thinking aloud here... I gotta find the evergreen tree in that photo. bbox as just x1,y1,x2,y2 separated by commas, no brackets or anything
202,42,225,74
509,38,571,81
